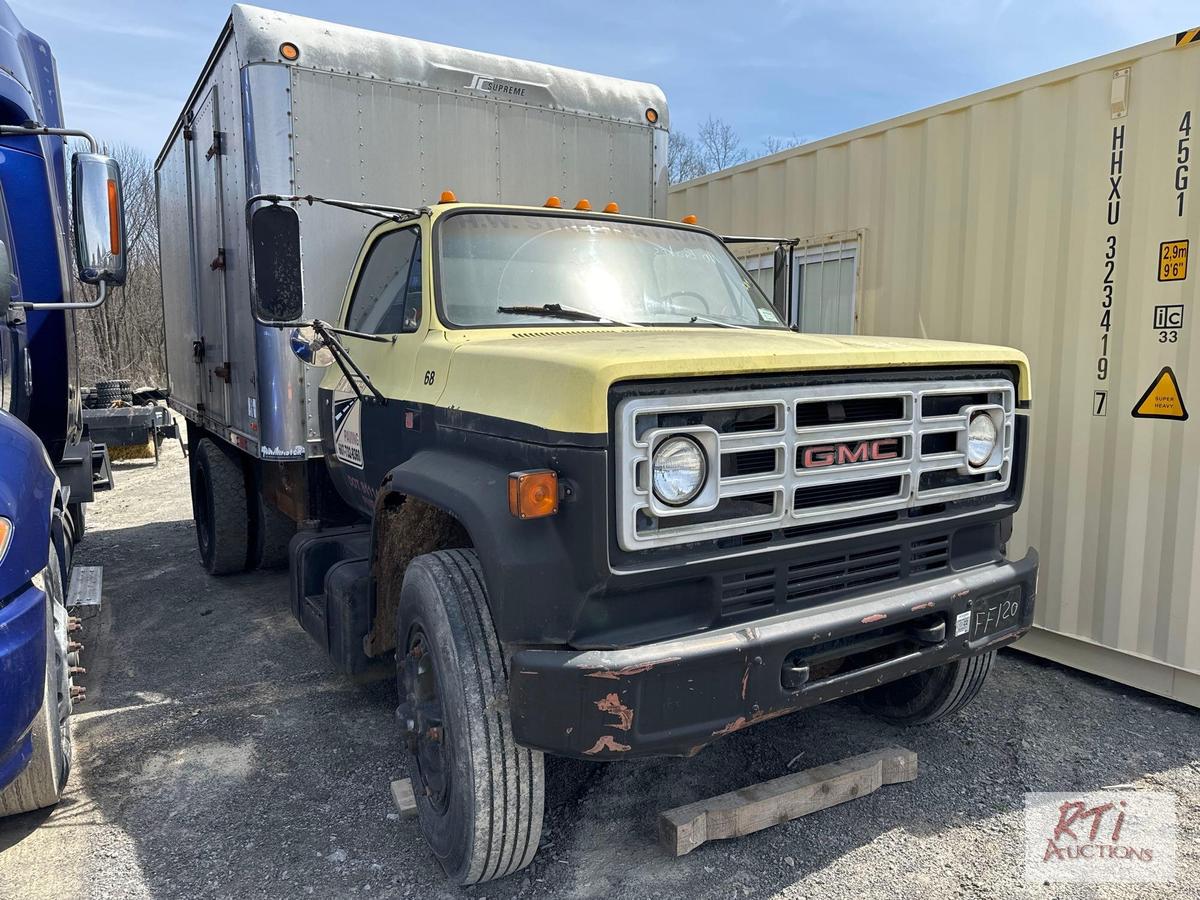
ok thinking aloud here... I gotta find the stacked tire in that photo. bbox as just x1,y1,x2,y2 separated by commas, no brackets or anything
94,379,133,406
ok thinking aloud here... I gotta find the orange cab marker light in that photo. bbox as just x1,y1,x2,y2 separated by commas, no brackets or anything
279,42,300,61
106,179,120,255
603,202,620,213
508,470,559,520
645,108,659,124
574,199,592,211
439,189,458,203
681,214,698,225
544,196,562,208
0,517,11,561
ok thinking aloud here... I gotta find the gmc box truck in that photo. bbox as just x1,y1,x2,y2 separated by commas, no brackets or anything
158,5,1038,883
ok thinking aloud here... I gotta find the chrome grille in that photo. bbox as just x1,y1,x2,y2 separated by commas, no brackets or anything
616,378,1016,551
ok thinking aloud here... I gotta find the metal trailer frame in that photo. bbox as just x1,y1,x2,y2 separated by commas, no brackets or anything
81,405,180,464
155,3,668,467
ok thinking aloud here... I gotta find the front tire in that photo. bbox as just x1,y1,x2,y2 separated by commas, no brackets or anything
861,651,995,725
396,550,544,885
190,438,249,576
0,544,72,816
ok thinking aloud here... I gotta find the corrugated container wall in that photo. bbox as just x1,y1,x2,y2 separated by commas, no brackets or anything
670,32,1200,706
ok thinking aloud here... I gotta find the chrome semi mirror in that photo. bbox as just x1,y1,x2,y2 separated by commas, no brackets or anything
289,326,334,368
0,238,10,318
251,204,304,323
72,152,126,286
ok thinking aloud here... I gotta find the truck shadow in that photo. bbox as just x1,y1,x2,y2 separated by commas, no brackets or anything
538,652,1198,898
13,506,1196,898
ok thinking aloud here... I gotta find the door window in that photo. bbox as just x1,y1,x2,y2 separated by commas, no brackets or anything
740,234,859,334
345,227,423,334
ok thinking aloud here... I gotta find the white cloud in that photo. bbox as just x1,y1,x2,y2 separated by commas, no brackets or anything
10,0,188,40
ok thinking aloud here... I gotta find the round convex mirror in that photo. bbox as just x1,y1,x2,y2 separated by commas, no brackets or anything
289,325,335,368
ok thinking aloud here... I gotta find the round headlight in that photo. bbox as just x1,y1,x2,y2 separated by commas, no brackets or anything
966,412,998,467
652,435,707,506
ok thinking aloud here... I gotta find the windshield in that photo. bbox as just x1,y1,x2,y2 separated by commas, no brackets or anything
435,211,786,329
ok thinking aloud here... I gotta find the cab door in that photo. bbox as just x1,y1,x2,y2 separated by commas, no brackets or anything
321,222,430,506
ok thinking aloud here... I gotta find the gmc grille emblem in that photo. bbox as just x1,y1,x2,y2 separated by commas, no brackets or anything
799,438,902,469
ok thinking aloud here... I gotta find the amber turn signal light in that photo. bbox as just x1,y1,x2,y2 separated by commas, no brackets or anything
645,107,659,124
508,470,559,519
107,179,121,255
0,516,11,563
279,42,300,61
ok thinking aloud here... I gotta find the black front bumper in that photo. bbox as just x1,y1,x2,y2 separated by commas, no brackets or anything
509,549,1038,760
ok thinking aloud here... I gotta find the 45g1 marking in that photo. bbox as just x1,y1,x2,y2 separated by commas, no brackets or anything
1178,111,1191,217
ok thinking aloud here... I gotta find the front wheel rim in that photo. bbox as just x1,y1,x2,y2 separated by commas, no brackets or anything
401,627,451,814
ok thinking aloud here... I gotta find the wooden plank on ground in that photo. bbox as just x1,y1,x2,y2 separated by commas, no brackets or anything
390,777,418,818
658,745,917,857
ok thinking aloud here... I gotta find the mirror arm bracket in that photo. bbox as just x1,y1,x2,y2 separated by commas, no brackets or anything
322,323,396,344
0,124,99,153
309,319,387,405
16,280,108,311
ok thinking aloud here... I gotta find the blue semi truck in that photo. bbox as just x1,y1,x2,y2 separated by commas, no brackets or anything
0,1,126,816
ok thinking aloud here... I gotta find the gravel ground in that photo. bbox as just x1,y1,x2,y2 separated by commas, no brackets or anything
0,440,1196,900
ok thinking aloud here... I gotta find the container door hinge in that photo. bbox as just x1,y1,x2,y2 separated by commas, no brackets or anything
213,362,232,384
205,131,224,160
192,339,206,363
209,248,226,270
183,125,193,141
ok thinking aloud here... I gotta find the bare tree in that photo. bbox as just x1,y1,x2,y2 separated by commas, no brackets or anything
697,117,747,172
760,133,805,156
668,116,753,184
667,131,709,185
73,142,166,387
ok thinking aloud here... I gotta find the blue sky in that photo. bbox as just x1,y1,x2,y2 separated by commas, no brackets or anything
13,0,1200,160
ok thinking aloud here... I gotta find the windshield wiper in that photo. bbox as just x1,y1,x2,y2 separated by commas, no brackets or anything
687,315,752,330
496,303,641,328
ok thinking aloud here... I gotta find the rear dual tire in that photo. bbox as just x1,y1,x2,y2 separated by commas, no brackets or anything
396,549,544,885
190,437,294,575
190,438,250,575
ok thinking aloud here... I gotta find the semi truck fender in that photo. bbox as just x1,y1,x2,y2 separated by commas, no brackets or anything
0,412,62,601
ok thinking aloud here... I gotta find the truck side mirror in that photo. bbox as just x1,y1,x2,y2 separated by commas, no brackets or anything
72,152,126,287
0,238,10,319
250,204,304,324
772,244,791,326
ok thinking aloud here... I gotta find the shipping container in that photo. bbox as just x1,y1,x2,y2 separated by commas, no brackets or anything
669,30,1200,706
156,3,668,463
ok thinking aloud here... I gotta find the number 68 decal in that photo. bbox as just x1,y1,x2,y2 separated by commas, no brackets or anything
423,370,436,386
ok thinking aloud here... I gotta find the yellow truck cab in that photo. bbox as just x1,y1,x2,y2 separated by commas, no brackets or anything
252,196,1037,883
